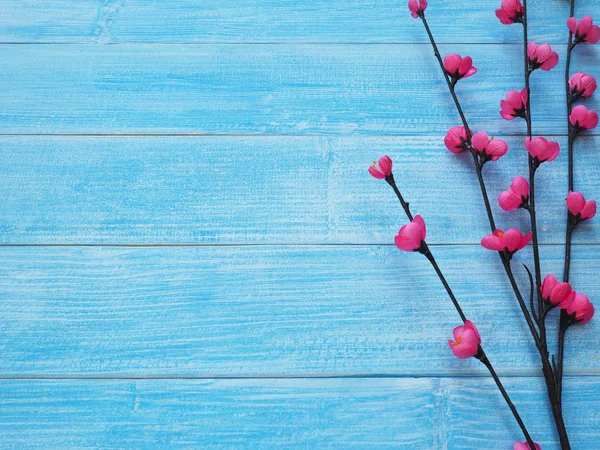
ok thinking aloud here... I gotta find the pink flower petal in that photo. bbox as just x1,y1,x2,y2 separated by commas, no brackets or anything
481,235,502,251
567,191,585,215
511,176,529,198
581,200,597,220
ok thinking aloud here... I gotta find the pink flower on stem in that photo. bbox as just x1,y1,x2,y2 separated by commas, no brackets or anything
496,0,524,25
527,42,559,71
567,192,597,221
471,131,508,162
500,89,528,120
481,229,532,255
525,137,560,163
444,126,471,153
541,274,576,309
444,54,477,83
368,156,393,180
448,320,481,359
394,215,426,252
499,176,529,211
569,105,599,131
569,72,597,99
566,293,595,324
408,0,427,18
567,16,600,44
515,442,542,450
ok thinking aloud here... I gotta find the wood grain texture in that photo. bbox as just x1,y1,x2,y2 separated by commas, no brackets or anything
0,377,597,449
1,245,597,376
0,0,584,44
2,44,598,135
0,135,598,244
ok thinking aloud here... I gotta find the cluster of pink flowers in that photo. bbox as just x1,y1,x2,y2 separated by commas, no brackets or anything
541,275,594,323
448,320,481,359
500,89,528,120
444,54,477,83
498,176,529,211
567,16,600,44
396,2,599,447
567,191,597,222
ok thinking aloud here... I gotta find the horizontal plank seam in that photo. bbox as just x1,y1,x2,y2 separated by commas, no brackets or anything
0,243,596,248
0,133,595,138
0,42,573,46
0,372,596,380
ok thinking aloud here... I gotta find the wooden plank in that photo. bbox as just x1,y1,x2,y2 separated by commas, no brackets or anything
0,0,582,44
0,135,598,245
1,44,598,135
0,245,598,376
0,377,597,448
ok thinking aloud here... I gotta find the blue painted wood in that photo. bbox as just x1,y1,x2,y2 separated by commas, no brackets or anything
1,0,599,446
0,0,585,44
0,135,598,244
1,44,598,135
0,377,596,449
0,245,597,376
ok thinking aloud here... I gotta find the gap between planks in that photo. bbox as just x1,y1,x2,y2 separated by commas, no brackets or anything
0,243,598,248
0,372,597,380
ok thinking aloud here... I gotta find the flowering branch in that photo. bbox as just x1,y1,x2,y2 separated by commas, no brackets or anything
369,155,536,448
556,2,600,407
369,1,598,447
418,0,548,367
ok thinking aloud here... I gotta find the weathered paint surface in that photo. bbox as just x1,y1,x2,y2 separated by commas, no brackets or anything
0,1,599,448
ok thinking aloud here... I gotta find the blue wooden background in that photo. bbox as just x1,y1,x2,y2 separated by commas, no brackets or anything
0,1,599,448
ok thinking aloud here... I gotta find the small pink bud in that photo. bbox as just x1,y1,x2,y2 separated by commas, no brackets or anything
443,54,477,82
569,105,599,130
527,42,559,71
566,192,597,221
515,442,542,450
567,293,595,324
448,320,481,359
567,16,600,44
444,126,470,154
481,228,532,254
408,0,427,18
394,215,426,252
499,176,529,211
569,72,597,99
471,131,508,162
541,274,575,309
368,156,393,180
500,89,528,120
525,137,560,163
496,0,524,25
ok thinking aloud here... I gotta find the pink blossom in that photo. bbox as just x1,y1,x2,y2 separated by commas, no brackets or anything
395,215,426,252
448,320,481,359
569,72,597,99
541,274,576,309
567,16,600,44
481,228,532,254
444,126,470,154
567,293,595,324
567,191,597,221
527,42,559,71
471,131,508,161
499,176,529,211
496,0,524,25
444,54,477,82
368,156,393,180
500,89,528,120
525,137,560,163
569,105,599,130
408,0,427,18
514,442,541,450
